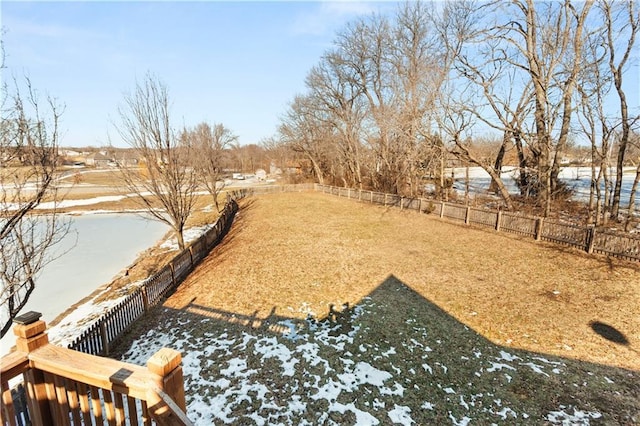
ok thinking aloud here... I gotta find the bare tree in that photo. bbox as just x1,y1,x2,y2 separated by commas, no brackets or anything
114,74,198,250
187,122,236,212
434,0,524,208
624,131,640,230
389,1,448,197
335,14,401,193
0,75,71,337
279,94,334,185
600,0,640,219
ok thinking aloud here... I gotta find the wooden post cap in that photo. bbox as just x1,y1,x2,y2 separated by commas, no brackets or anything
147,348,182,376
14,311,42,325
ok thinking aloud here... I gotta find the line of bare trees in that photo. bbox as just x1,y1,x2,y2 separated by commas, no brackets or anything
274,0,640,228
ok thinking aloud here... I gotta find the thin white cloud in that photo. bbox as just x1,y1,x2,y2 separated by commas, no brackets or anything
4,15,104,41
290,1,382,37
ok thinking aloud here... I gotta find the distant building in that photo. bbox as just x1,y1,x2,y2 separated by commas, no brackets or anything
85,152,112,168
255,169,267,181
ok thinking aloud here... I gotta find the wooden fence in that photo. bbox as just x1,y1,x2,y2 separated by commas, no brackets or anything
315,184,640,262
67,193,240,356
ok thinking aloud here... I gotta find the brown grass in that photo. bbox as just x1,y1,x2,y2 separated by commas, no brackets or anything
168,191,640,371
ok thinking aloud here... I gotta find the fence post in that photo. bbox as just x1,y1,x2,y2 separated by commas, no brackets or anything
495,210,502,232
142,286,150,312
535,217,544,241
586,226,596,254
384,194,388,206
100,320,109,356
146,348,187,421
170,263,176,288
370,191,373,204
188,247,194,268
418,198,422,213
465,206,471,225
347,188,351,199
358,190,362,202
400,197,404,210
440,202,445,218
12,312,54,425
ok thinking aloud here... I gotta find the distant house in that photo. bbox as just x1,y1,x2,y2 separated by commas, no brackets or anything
255,169,267,181
112,151,140,167
60,149,82,157
85,152,112,168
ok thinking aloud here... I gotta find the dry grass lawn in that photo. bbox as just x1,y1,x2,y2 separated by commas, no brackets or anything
169,191,640,371
109,190,640,423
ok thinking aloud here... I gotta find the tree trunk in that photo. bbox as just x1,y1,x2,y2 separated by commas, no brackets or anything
624,164,640,231
489,140,506,194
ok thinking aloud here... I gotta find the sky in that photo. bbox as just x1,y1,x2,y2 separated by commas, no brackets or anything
1,1,393,148
2,1,638,149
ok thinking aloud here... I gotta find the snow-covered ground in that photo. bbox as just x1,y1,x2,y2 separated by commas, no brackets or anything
120,296,616,425
444,166,639,209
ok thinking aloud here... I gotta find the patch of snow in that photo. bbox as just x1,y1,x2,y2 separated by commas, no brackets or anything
330,402,380,425
338,362,393,390
220,358,256,378
497,350,520,362
487,362,517,373
522,362,550,377
495,407,518,420
459,395,469,410
547,406,602,425
380,383,405,397
421,402,435,410
159,224,213,251
382,347,397,357
278,319,302,341
388,405,413,424
449,412,472,426
253,336,299,376
311,378,343,402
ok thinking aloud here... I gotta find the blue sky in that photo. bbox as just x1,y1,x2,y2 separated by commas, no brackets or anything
1,1,392,148
2,1,638,149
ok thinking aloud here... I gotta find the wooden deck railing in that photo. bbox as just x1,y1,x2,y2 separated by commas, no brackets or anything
1,313,192,425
